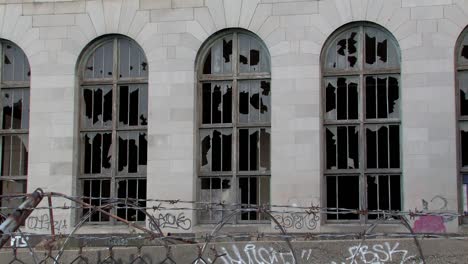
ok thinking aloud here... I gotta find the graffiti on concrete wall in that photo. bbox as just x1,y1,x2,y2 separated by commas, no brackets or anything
149,212,192,231
413,195,453,233
330,242,422,264
207,243,313,264
273,212,319,230
26,214,68,233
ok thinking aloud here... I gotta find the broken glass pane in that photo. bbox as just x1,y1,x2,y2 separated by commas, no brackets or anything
326,30,360,70
118,85,148,127
325,77,358,120
82,86,112,128
200,129,232,172
366,125,400,169
203,35,232,74
365,28,399,69
239,128,270,171
2,43,30,82
119,38,148,78
459,34,468,65
366,76,400,119
326,175,359,220
0,90,28,130
117,131,147,174
239,34,270,73
325,126,359,170
201,82,232,124
84,40,114,80
239,176,269,221
0,135,28,176
117,179,146,221
82,132,112,175
367,175,401,220
461,122,468,168
0,179,26,216
199,177,232,222
463,175,468,216
82,179,110,222
460,72,468,116
239,80,270,123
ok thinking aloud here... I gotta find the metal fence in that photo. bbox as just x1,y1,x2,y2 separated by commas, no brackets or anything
0,189,467,263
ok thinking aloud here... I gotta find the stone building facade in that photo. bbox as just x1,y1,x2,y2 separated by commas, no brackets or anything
0,0,466,236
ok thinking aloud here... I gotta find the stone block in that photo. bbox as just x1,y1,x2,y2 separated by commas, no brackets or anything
411,6,444,19
33,14,75,27
272,1,318,15
140,0,171,10
151,8,194,22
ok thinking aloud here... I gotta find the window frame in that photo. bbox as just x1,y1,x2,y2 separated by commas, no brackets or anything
196,30,272,224
455,27,468,225
0,40,30,220
321,23,402,224
77,35,148,224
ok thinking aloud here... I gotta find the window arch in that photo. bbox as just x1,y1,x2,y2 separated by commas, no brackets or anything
78,35,148,222
456,27,468,223
322,23,402,222
0,40,30,219
197,29,271,223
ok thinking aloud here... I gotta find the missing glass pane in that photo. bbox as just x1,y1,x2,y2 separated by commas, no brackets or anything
326,126,359,170
367,175,401,220
326,175,359,220
200,129,232,172
366,125,400,169
239,176,270,221
1,135,28,176
82,179,110,222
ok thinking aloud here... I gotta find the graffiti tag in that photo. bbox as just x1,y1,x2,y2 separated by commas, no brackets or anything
26,214,68,232
150,212,192,231
331,242,422,264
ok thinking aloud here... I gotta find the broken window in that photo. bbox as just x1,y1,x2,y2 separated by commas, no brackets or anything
203,35,233,74
364,28,399,69
198,31,271,224
118,38,148,78
239,34,269,73
463,175,468,218
366,125,400,169
81,86,113,128
325,126,359,170
367,175,401,220
199,177,232,222
239,80,271,123
457,30,468,223
458,33,468,65
79,36,148,223
326,175,359,220
116,179,146,221
82,179,111,222
325,30,360,70
324,77,359,120
202,82,232,124
323,24,401,222
366,76,400,119
85,40,114,79
0,41,30,218
239,176,270,221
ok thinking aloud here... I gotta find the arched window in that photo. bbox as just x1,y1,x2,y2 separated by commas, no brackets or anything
456,28,468,223
0,40,30,218
322,23,401,222
78,35,148,222
197,30,271,223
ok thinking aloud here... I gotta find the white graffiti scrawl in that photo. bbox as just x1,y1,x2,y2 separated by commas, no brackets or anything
331,242,423,264
207,243,313,264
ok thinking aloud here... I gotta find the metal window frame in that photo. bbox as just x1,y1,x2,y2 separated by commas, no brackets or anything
0,40,30,204
321,23,402,224
455,27,468,225
196,30,271,224
77,35,148,224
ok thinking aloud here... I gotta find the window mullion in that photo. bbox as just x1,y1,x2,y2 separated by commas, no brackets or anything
359,25,367,224
110,38,119,224
232,32,239,224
